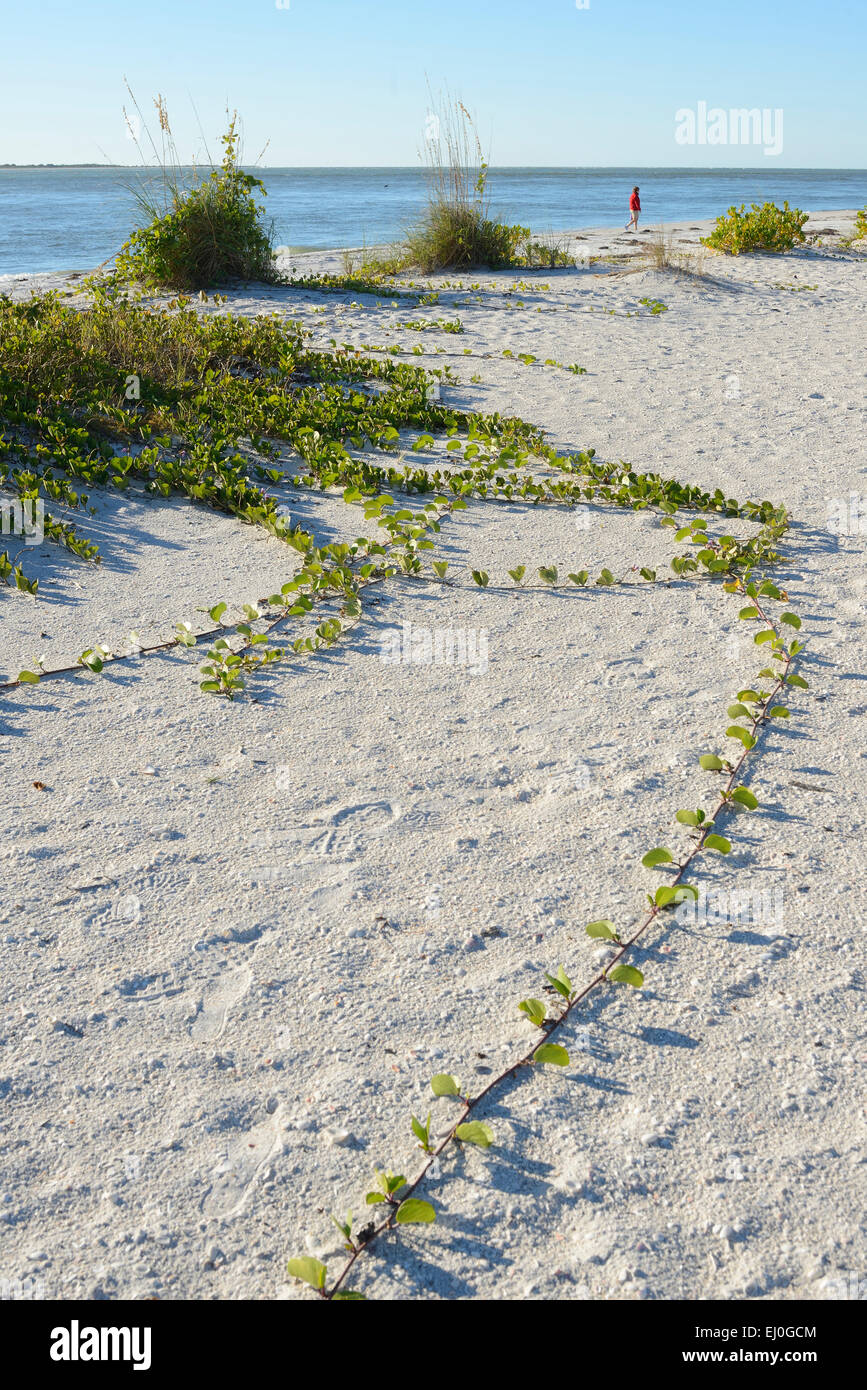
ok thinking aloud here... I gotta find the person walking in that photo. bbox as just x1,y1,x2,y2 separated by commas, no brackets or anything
625,186,641,232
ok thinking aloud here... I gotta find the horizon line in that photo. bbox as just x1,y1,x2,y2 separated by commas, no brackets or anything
2,163,866,172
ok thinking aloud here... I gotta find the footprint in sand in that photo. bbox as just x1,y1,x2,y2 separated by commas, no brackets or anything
305,800,401,859
200,1104,285,1220
190,966,252,1042
601,657,653,690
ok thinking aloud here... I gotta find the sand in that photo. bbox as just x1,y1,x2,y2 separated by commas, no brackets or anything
0,212,864,1302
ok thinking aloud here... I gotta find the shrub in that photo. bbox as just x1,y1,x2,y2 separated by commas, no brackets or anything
116,111,276,290
700,201,808,256
854,207,867,240
407,203,528,273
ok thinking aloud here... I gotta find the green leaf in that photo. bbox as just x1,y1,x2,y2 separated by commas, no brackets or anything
538,566,558,584
608,964,644,988
642,847,674,868
455,1122,494,1148
430,1073,460,1097
287,1257,327,1290
786,674,809,689
699,754,725,771
433,561,449,579
332,1291,367,1300
411,1113,431,1149
533,1043,570,1067
780,612,801,629
731,787,759,809
471,570,490,588
703,833,732,855
508,565,526,584
544,965,574,1000
518,998,547,1027
17,670,40,684
596,568,615,586
754,629,777,645
656,884,694,907
365,1193,386,1204
675,809,700,827
769,705,790,718
727,703,751,719
738,606,759,619
727,725,756,749
209,602,227,623
585,920,617,940
738,689,761,703
568,570,589,586
331,1213,352,1242
395,1199,436,1224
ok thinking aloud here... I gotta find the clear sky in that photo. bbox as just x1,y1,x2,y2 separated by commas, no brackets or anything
1,0,863,167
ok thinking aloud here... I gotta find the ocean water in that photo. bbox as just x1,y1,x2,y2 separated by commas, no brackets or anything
0,166,864,277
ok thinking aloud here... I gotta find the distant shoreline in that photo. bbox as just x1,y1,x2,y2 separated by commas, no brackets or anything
2,209,860,288
3,168,862,277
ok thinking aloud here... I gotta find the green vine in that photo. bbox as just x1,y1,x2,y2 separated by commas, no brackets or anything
0,285,807,1302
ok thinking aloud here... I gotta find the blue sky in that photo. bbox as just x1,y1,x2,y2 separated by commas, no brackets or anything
1,0,863,167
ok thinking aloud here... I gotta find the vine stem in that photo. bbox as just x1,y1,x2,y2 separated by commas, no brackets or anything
325,589,795,1298
0,500,449,695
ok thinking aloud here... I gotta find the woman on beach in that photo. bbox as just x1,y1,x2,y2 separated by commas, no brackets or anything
625,186,640,232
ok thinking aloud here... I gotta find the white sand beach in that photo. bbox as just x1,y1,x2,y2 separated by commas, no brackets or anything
0,212,865,1302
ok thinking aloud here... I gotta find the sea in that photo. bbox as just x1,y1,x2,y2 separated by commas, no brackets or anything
0,166,864,277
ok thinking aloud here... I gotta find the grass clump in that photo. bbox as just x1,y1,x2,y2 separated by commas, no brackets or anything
700,201,808,256
608,227,709,282
406,198,527,274
638,227,711,280
405,94,532,273
116,101,276,291
515,230,575,269
340,245,412,281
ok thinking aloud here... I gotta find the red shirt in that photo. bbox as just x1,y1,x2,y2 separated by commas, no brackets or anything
630,192,641,211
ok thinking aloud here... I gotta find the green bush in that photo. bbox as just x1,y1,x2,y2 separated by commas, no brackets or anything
406,201,529,273
854,207,867,240
116,119,276,290
700,201,808,256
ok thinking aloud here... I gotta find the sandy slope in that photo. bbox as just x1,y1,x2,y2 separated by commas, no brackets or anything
0,213,864,1302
